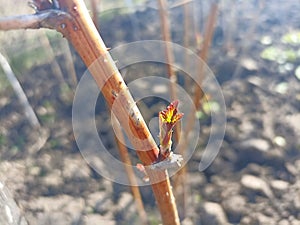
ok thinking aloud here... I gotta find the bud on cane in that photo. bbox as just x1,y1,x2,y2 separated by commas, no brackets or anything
158,100,183,160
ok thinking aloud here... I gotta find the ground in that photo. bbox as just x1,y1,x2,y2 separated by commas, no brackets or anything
0,0,300,224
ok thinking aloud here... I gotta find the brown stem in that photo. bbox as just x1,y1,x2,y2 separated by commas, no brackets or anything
194,3,218,108
113,118,148,225
157,0,189,219
55,0,180,224
157,0,178,102
181,3,219,138
173,2,219,219
183,1,193,89
172,1,195,218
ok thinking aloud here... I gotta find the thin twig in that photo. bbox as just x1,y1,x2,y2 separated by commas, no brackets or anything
173,2,219,220
59,40,78,88
157,0,178,102
39,31,66,84
194,3,218,107
113,118,148,225
180,3,218,135
0,10,70,31
183,1,194,91
0,52,40,128
173,1,195,219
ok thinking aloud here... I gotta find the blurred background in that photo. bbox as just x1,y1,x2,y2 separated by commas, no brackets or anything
0,0,300,224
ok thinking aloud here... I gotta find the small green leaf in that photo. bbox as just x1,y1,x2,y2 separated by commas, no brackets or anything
284,49,297,62
260,47,297,63
281,31,300,45
260,46,281,61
